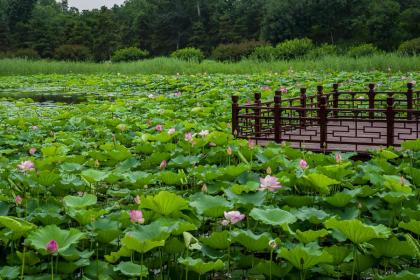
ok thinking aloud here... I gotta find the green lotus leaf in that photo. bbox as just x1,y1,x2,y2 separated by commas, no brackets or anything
383,175,412,193
291,207,331,224
68,208,107,225
325,191,354,207
81,169,109,183
250,261,293,278
90,218,121,243
83,260,115,280
278,244,333,270
63,194,97,209
159,171,186,185
295,229,329,244
35,170,60,186
141,191,188,216
376,271,420,280
189,192,232,217
249,208,296,227
378,192,413,204
281,195,315,207
338,253,375,274
0,266,19,279
26,225,85,255
303,173,339,194
231,181,260,194
220,163,250,179
231,229,272,251
155,218,198,235
370,237,419,258
324,218,390,244
401,139,420,151
122,171,153,186
60,246,94,261
17,250,41,266
121,222,170,253
164,237,185,254
170,155,200,168
41,144,69,157
105,246,131,263
0,216,37,238
178,257,225,275
224,188,266,207
199,231,230,250
114,262,148,277
399,220,420,235
379,150,399,160
324,245,352,265
183,232,202,251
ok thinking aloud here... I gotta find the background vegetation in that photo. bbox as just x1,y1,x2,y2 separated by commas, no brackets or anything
0,0,419,62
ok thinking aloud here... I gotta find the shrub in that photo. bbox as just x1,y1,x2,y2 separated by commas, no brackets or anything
171,47,204,62
250,45,278,61
111,47,149,63
306,44,338,59
276,38,314,60
398,38,420,56
211,41,266,61
12,48,40,60
54,45,92,61
347,43,380,58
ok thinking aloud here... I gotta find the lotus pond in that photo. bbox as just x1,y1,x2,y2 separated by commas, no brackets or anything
0,72,419,280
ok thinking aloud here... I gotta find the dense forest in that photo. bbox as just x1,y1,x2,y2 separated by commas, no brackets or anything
0,0,419,61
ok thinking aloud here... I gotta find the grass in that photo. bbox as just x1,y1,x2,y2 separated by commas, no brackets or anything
0,54,419,76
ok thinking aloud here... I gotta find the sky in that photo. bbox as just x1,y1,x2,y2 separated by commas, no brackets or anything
67,0,126,10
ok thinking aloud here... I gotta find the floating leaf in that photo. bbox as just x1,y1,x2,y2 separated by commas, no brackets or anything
190,192,232,217
114,262,148,277
63,194,97,209
178,257,224,275
249,208,296,227
324,218,390,244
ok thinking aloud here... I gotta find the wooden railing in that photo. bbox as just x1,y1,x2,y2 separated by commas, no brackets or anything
232,83,419,152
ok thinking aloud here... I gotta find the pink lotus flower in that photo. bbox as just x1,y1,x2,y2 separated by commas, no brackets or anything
280,86,288,93
29,147,37,155
15,195,22,205
174,91,181,97
184,132,193,142
129,210,145,224
259,175,282,192
168,128,176,135
248,139,256,149
335,152,342,163
224,211,245,225
134,195,141,205
155,124,163,131
46,240,58,254
198,130,209,137
160,160,167,170
299,159,308,169
18,160,35,172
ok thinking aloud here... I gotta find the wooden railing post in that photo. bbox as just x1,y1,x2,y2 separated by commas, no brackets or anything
386,96,395,147
368,83,375,119
317,85,323,124
332,83,339,118
300,88,306,128
407,82,413,120
274,94,281,143
254,92,261,138
319,95,328,151
231,96,239,137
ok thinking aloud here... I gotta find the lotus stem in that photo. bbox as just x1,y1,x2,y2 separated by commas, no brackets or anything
269,249,273,280
51,255,54,280
20,245,25,280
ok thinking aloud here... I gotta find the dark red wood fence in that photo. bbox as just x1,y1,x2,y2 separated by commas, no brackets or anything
231,83,419,152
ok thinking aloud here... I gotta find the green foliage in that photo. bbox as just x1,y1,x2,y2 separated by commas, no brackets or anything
12,48,40,60
171,47,204,62
275,38,314,60
398,37,420,56
347,44,380,58
111,47,149,63
54,44,91,61
250,45,277,61
211,41,266,61
306,44,338,59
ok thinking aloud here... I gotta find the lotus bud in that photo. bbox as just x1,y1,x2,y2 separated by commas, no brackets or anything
266,166,272,175
227,146,233,156
15,195,22,205
201,184,208,193
46,240,59,254
160,160,167,170
335,152,342,163
29,147,37,155
134,195,141,205
129,210,145,224
269,239,278,250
